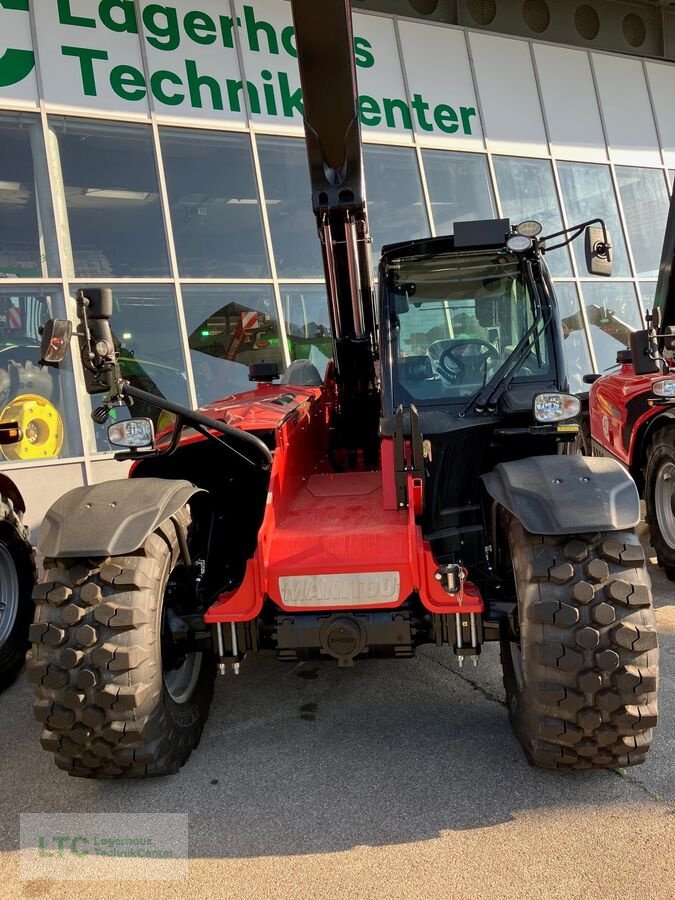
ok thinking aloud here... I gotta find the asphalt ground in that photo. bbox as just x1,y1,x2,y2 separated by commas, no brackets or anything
0,527,673,900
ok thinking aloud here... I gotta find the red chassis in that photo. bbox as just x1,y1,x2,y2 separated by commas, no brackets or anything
588,363,673,466
146,382,486,626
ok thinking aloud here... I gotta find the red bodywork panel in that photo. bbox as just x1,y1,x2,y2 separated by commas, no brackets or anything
184,384,484,623
589,365,675,465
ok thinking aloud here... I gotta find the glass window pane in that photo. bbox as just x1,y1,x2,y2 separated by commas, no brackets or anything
182,286,284,406
160,129,269,278
553,282,594,391
281,285,331,377
670,171,674,193
557,162,630,277
581,282,642,374
74,285,189,451
639,281,657,317
51,118,169,278
257,137,323,278
616,167,669,278
493,156,572,277
421,150,495,237
364,145,429,258
0,113,59,278
0,286,81,462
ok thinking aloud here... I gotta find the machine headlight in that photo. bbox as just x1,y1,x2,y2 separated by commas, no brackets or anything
533,393,581,423
516,220,543,238
653,379,675,398
108,418,155,448
506,233,533,253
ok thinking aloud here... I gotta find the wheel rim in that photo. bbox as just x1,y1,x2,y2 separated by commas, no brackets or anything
0,393,64,460
164,651,202,705
655,460,675,548
0,541,19,647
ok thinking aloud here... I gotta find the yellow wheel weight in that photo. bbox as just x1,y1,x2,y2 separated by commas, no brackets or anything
0,394,64,460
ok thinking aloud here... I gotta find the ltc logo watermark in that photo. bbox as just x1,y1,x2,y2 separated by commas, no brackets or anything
0,0,35,88
20,813,188,881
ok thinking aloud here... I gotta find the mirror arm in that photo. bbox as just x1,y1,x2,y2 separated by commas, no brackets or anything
122,383,273,467
541,218,609,250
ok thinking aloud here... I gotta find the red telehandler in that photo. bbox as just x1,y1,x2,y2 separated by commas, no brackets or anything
29,0,658,777
585,190,675,578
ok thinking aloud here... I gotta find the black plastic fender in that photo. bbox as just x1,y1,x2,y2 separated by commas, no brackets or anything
39,477,205,558
481,455,640,535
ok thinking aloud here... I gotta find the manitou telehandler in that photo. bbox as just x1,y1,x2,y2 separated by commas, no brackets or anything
585,190,675,579
29,0,658,778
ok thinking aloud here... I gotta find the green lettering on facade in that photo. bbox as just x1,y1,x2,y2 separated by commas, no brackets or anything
61,45,108,95
110,63,146,100
151,69,184,105
57,0,96,28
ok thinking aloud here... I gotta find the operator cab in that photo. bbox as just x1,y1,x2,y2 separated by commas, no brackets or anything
378,219,572,569
379,219,562,423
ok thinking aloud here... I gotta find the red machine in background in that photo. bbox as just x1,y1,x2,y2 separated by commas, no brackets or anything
586,191,675,577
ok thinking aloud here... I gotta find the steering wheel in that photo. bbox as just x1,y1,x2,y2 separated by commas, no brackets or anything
437,339,499,384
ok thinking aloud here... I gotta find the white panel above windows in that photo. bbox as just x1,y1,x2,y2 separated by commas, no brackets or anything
0,1,38,108
532,45,606,163
33,1,149,116
591,54,661,167
352,13,412,145
645,61,675,169
468,33,547,157
397,22,483,152
138,0,245,126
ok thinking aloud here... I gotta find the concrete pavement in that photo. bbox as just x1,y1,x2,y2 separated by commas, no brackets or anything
0,537,673,900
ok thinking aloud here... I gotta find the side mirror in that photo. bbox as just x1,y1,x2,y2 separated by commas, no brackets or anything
585,226,612,277
40,319,72,365
0,421,22,445
629,329,660,375
77,288,117,395
582,373,601,384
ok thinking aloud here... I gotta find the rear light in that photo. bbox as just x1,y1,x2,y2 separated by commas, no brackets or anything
533,392,581,423
653,379,675,398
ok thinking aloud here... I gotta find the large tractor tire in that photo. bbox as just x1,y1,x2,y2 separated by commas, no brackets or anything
29,505,215,778
501,514,658,769
645,424,675,580
0,496,35,691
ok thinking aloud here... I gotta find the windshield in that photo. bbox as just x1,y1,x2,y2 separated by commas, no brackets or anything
387,251,549,405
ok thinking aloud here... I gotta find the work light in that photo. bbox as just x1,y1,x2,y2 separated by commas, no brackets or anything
533,393,581,422
653,379,675,398
108,418,155,448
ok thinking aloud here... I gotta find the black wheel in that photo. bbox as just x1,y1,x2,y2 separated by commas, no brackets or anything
645,424,675,579
0,496,35,691
29,505,215,778
500,514,659,769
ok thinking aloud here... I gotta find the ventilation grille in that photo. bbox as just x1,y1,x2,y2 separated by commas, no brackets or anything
523,0,550,34
349,0,673,61
466,0,497,26
575,5,601,41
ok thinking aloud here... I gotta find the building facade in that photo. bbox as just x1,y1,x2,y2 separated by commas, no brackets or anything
1,0,674,530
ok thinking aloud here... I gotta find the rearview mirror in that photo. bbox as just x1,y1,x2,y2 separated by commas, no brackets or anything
40,318,72,365
629,329,660,375
585,226,612,277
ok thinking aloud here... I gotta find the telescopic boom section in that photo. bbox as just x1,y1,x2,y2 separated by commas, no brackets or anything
655,190,675,331
290,0,380,464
